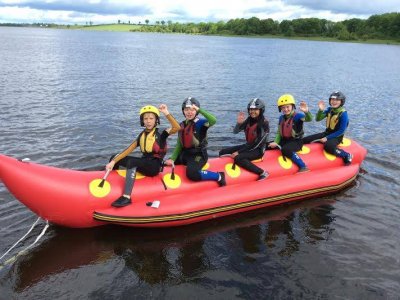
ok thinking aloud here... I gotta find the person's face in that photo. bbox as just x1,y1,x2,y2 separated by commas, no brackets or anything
143,112,156,129
183,106,197,120
280,104,293,115
329,98,341,108
249,108,260,118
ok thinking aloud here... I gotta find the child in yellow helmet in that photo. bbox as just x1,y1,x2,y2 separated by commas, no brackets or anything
269,94,313,172
106,104,180,207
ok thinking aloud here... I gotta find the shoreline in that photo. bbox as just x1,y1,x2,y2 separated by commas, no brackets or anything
1,24,399,45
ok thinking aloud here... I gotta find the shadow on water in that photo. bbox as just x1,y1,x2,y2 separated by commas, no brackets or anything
3,193,340,292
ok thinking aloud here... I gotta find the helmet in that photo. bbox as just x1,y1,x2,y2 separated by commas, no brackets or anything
329,91,346,106
277,94,296,112
182,97,200,115
139,105,160,126
247,98,265,114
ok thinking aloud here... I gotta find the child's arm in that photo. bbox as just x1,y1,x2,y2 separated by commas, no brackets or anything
233,112,247,133
299,102,313,122
315,100,328,121
198,107,217,127
159,104,180,135
169,139,183,162
106,140,138,169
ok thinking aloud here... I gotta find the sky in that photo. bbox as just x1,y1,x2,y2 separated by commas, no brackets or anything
0,0,399,25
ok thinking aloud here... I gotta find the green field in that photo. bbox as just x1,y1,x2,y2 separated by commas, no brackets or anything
72,23,141,32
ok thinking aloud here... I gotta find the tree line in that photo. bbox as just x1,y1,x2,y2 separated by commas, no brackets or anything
132,12,400,41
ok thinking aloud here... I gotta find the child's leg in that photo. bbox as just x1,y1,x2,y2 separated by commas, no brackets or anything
219,145,244,156
324,138,352,165
111,157,160,207
303,132,326,144
281,140,307,170
185,155,207,181
234,149,264,175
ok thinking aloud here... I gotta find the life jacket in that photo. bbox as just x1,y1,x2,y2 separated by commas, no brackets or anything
137,128,167,159
326,107,346,133
245,121,259,144
178,119,206,150
280,112,303,139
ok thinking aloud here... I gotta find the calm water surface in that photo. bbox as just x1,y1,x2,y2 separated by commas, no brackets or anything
0,27,399,299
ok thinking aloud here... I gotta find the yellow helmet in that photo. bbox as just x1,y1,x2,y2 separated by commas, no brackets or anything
277,94,296,112
139,105,160,126
140,105,160,117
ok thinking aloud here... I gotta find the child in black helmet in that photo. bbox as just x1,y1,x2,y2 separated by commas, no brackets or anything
165,97,226,186
268,94,313,172
106,104,180,207
219,98,270,181
303,91,353,165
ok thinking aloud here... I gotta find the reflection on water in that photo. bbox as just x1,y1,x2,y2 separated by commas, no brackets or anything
2,197,337,294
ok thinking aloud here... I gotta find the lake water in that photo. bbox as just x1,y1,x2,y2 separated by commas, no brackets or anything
0,27,399,299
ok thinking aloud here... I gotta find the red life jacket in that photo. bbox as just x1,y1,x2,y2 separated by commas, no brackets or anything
178,120,205,149
280,112,303,139
138,128,167,159
245,122,258,144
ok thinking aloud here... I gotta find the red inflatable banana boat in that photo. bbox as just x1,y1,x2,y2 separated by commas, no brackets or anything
0,138,367,228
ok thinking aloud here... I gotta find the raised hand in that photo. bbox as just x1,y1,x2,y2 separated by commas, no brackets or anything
299,101,309,112
318,100,326,111
191,104,199,111
159,104,169,115
237,111,246,124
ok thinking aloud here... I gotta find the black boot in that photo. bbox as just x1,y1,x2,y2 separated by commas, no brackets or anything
218,172,226,187
111,196,131,207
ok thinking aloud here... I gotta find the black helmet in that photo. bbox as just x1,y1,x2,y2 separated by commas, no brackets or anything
329,91,346,106
247,98,265,114
182,97,200,115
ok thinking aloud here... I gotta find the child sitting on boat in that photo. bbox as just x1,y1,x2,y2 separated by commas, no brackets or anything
164,97,226,186
219,98,270,181
268,94,313,172
303,91,353,165
106,104,180,207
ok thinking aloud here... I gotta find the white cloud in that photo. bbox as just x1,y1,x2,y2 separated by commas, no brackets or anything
0,0,398,24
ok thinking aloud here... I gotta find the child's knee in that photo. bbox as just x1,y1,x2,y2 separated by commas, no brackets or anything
186,169,201,181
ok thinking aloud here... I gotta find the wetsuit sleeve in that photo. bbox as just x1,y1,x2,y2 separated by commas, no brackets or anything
112,140,138,164
233,120,247,134
165,113,180,135
198,108,217,127
316,109,328,121
326,111,349,140
274,117,282,144
170,139,183,162
304,111,313,122
274,132,282,144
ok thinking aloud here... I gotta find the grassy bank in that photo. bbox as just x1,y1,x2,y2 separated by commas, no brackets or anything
71,23,400,45
3,23,399,45
72,24,141,32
